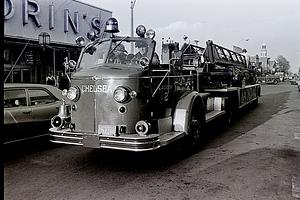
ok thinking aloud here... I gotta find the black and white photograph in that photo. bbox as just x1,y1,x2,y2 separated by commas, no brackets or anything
4,0,300,199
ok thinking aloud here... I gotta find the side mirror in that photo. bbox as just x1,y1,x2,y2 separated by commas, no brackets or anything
139,57,149,69
68,60,77,71
64,59,77,72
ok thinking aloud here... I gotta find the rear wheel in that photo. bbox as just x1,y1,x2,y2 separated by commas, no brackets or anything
252,98,259,106
189,115,201,146
226,110,234,125
186,101,205,147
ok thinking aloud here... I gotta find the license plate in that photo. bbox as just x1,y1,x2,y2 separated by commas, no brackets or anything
98,125,116,136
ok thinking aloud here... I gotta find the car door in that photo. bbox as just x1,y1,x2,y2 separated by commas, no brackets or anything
4,88,32,143
28,87,60,134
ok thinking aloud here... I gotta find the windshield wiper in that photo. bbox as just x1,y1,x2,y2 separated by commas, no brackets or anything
83,38,105,55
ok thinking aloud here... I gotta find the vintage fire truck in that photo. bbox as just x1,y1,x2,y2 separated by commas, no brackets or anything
49,18,260,151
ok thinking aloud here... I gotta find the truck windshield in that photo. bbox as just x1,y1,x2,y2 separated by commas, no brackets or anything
79,38,153,70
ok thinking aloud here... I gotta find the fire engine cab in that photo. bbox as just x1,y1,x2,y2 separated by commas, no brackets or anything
50,18,260,151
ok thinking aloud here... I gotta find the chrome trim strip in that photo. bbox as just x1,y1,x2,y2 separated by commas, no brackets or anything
52,135,83,140
99,138,159,145
50,128,185,151
50,140,83,146
99,144,161,152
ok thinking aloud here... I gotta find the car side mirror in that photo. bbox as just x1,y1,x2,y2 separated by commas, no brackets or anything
64,60,77,72
68,60,77,71
139,57,149,69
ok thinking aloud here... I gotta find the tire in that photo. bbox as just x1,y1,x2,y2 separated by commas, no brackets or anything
225,92,237,126
186,100,206,147
274,80,278,85
252,98,259,106
226,110,234,125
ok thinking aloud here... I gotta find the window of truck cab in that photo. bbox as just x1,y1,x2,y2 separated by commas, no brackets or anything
78,38,155,70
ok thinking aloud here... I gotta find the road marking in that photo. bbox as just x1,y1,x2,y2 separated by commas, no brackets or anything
292,176,300,199
294,133,300,140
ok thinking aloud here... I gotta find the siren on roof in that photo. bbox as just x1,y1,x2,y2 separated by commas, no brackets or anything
104,17,120,33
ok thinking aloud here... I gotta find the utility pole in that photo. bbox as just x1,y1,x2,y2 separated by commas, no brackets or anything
130,0,137,53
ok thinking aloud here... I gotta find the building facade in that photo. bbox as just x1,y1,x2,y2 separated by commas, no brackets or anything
4,0,112,84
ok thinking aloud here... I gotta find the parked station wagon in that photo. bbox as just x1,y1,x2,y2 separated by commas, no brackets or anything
4,83,63,144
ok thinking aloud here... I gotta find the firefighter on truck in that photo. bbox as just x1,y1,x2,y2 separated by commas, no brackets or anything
49,17,260,152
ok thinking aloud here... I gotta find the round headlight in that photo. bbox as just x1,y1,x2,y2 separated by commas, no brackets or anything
146,29,156,39
51,115,63,128
67,86,80,101
135,120,151,136
136,25,146,37
113,86,129,103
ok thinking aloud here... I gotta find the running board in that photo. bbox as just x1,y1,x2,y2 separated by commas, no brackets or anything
160,131,186,146
206,110,226,123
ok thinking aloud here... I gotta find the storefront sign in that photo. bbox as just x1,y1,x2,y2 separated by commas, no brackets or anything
4,0,112,45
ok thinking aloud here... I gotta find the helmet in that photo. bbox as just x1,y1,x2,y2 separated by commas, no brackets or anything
135,41,148,48
115,44,127,53
104,18,119,33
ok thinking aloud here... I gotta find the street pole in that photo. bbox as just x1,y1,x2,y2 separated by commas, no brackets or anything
130,0,137,53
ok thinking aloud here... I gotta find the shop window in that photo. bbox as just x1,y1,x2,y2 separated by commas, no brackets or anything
25,51,35,65
28,89,56,106
4,89,27,108
13,71,21,83
22,69,31,83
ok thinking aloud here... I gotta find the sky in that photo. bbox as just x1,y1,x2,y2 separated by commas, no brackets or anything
82,0,300,73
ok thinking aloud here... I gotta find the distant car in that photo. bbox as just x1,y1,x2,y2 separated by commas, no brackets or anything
256,75,280,85
4,83,63,144
274,72,284,82
290,78,298,85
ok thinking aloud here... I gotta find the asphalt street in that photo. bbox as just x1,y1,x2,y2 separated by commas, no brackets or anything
4,83,300,200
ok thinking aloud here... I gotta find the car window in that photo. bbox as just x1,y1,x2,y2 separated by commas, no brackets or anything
28,89,56,106
4,89,27,108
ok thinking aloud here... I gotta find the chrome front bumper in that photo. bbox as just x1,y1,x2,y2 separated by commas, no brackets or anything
49,128,185,152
